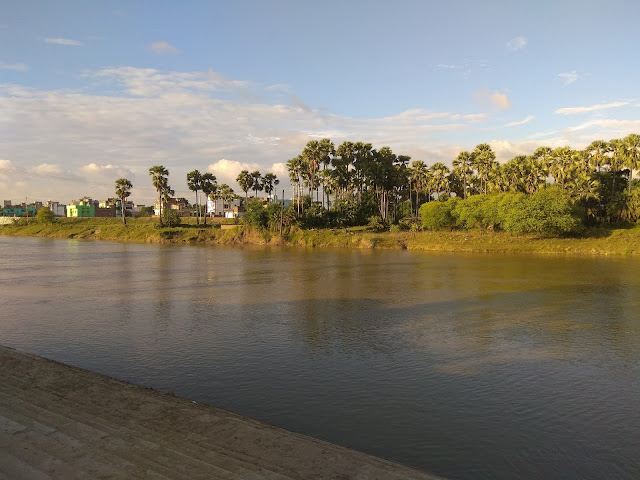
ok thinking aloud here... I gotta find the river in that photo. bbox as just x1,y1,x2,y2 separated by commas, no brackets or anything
1,236,639,479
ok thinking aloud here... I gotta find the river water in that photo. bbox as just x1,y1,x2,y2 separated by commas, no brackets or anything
1,236,639,479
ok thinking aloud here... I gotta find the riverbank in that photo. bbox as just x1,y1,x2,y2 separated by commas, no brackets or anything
1,217,639,255
0,345,439,479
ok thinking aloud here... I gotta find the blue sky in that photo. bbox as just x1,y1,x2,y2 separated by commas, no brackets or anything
1,0,639,204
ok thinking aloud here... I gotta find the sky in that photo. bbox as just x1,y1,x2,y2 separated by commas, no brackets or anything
1,0,640,205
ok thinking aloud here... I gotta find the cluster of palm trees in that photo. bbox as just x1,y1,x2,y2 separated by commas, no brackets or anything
286,134,640,224
235,170,280,203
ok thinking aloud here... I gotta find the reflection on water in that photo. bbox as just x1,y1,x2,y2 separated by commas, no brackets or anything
1,237,639,479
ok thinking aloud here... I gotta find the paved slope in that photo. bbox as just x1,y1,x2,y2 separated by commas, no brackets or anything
0,346,440,479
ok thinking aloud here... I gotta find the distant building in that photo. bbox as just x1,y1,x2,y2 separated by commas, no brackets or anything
2,203,36,217
45,201,67,217
206,197,243,218
154,197,191,217
67,201,95,217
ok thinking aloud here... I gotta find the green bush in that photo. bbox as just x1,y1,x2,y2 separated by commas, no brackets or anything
367,215,387,232
420,198,458,230
162,209,181,227
36,207,55,224
243,198,268,228
512,187,582,235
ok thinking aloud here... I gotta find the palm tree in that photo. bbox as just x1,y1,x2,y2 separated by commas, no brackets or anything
429,162,450,199
213,184,235,216
200,172,217,225
623,134,640,193
114,178,133,225
186,170,203,224
236,170,253,205
250,170,263,197
452,151,473,199
548,147,574,190
302,138,334,202
471,143,496,194
585,140,610,173
262,173,280,199
410,160,428,214
609,139,627,196
149,165,169,225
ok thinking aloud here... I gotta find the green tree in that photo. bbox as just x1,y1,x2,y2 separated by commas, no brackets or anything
262,172,280,198
115,178,133,225
36,206,55,224
236,170,253,204
452,151,473,199
186,170,203,224
622,134,640,193
243,198,268,228
149,165,169,226
200,172,217,225
250,170,264,197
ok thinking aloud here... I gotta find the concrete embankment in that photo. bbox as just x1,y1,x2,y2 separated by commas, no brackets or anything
0,346,441,479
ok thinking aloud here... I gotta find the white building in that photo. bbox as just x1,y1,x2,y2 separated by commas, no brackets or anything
207,197,242,218
45,201,67,217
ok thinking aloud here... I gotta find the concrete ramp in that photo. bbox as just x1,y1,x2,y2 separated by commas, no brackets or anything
0,346,441,479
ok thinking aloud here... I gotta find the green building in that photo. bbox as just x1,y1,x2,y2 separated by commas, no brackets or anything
2,205,36,217
67,201,95,217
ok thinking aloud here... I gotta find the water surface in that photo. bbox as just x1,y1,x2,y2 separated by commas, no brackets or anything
1,236,639,479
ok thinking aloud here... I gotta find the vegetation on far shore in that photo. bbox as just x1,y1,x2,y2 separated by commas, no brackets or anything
1,216,639,256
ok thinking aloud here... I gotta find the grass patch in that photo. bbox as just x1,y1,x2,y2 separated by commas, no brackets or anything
1,217,639,256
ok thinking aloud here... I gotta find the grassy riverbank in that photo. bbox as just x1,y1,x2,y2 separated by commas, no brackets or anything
1,217,639,256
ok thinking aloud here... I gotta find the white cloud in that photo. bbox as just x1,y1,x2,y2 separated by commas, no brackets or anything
506,36,527,52
558,71,579,85
206,159,261,188
0,61,28,71
555,102,628,115
0,66,499,203
0,159,16,172
504,115,534,127
92,66,249,97
148,41,179,55
567,118,640,133
44,37,83,46
29,163,62,176
473,89,511,110
270,162,288,179
81,163,133,179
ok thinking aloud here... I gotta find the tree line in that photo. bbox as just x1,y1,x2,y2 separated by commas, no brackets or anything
282,135,640,231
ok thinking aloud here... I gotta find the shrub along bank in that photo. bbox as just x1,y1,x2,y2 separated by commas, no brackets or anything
1,215,639,256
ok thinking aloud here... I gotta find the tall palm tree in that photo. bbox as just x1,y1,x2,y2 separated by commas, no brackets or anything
149,165,169,225
585,140,610,173
186,170,203,224
250,170,263,197
609,139,627,196
410,160,428,214
262,172,280,200
623,134,640,193
200,172,217,225
548,147,574,190
452,151,473,199
471,143,496,194
429,162,450,199
287,156,304,213
114,178,132,225
236,170,253,205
